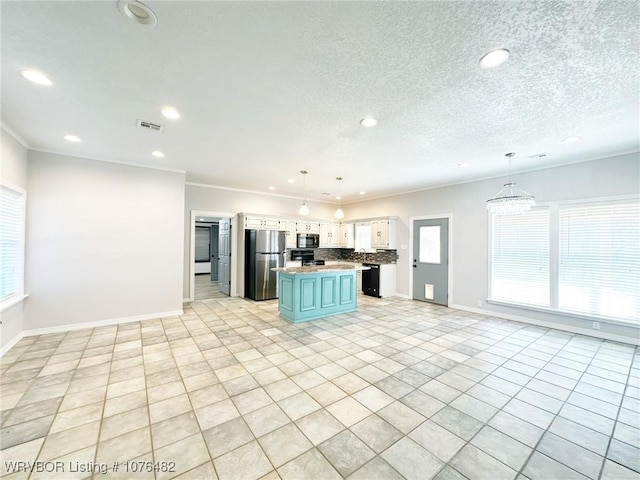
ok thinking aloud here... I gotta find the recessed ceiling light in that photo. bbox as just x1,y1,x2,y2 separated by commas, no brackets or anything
268,186,275,190
458,162,471,168
561,136,581,144
287,178,295,184
360,117,378,127
359,191,366,195
152,150,165,158
21,69,52,86
63,134,81,143
336,196,342,200
478,48,510,69
161,106,180,120
117,0,157,27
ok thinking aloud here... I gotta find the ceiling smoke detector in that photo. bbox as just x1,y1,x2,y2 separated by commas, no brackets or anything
117,0,157,27
136,119,164,132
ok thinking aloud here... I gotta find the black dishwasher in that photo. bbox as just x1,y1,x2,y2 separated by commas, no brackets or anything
362,263,380,297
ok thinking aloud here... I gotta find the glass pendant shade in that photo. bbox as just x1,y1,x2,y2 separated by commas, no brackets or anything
486,153,535,215
334,208,344,219
299,202,309,216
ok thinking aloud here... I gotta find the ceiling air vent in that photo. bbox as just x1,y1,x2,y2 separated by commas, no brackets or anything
528,152,548,159
136,119,164,132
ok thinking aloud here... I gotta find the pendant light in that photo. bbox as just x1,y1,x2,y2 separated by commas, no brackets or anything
486,152,535,215
299,170,310,216
334,177,344,219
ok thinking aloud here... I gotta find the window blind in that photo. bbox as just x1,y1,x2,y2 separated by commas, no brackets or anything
559,201,640,322
490,207,550,307
0,184,25,302
354,223,371,252
195,226,211,263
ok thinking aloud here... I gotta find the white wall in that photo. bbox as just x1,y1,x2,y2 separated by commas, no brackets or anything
0,128,29,353
24,151,185,332
184,184,336,298
343,153,640,341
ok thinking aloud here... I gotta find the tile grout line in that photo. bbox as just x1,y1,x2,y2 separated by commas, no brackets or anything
2,296,637,480
513,335,633,480
595,344,638,479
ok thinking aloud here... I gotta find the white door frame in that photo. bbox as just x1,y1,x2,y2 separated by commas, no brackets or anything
408,214,453,306
189,210,236,302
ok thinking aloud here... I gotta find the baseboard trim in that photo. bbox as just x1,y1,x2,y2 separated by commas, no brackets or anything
0,332,25,357
393,293,410,299
22,309,184,338
450,304,639,346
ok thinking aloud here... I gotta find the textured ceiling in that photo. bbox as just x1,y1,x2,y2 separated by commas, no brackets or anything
2,1,638,203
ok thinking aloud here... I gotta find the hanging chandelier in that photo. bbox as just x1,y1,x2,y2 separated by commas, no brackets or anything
486,152,535,215
334,177,344,219
299,170,310,216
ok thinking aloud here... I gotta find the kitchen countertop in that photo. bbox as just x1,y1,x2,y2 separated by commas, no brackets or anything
273,263,371,274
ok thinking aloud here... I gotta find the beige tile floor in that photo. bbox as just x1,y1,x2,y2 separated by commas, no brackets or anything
1,282,639,480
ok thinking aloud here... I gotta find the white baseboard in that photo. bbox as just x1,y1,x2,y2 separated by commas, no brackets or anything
21,309,184,338
450,304,640,346
393,293,410,299
0,332,25,357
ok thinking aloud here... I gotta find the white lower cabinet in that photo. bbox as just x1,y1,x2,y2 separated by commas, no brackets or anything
379,264,397,297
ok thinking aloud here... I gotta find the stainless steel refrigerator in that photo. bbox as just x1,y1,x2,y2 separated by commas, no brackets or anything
244,229,286,300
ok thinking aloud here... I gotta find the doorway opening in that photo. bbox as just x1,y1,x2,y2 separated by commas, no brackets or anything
195,219,220,300
189,210,235,302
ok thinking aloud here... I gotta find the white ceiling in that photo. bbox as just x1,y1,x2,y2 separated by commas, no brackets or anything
2,1,638,204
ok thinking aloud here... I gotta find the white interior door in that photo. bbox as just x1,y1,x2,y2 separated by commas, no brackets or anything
218,218,231,296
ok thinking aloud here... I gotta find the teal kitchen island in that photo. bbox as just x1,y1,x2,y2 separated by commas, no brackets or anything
274,264,364,323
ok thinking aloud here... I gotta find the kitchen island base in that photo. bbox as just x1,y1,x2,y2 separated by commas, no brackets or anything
278,269,357,323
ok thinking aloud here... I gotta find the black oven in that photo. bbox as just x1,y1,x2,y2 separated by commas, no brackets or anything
290,249,324,266
297,233,319,248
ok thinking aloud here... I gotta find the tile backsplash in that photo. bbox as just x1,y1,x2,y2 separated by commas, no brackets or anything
312,248,398,264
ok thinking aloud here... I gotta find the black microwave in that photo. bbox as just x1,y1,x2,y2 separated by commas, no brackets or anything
297,233,319,248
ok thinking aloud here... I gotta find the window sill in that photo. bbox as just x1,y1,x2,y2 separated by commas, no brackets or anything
0,294,29,313
486,298,639,328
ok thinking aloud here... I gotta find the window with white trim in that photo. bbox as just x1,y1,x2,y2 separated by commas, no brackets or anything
489,197,640,324
354,223,372,252
0,183,26,305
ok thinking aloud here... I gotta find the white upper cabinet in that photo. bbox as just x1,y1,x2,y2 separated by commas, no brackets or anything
284,220,297,248
296,221,320,234
239,213,389,250
319,223,341,247
339,223,354,248
243,214,282,230
370,218,397,249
